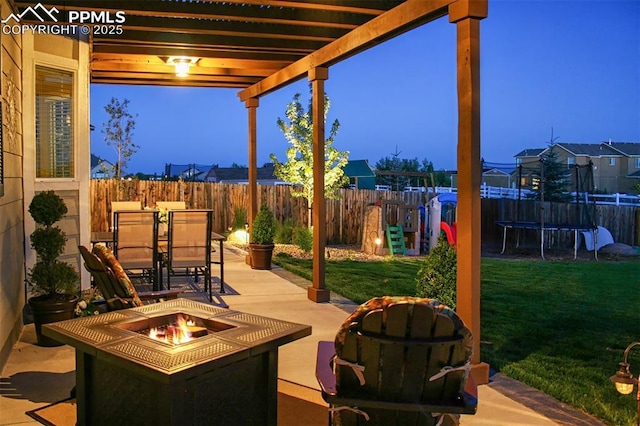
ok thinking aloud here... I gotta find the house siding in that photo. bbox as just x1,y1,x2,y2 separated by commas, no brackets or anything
1,26,91,371
0,0,25,370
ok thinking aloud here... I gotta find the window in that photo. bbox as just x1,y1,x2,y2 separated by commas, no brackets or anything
567,157,575,167
36,67,74,178
609,157,615,166
516,158,522,166
636,158,640,168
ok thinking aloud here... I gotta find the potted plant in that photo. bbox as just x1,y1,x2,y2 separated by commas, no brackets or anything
249,204,277,270
27,191,80,346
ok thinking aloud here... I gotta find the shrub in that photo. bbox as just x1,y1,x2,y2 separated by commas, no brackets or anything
415,235,457,309
27,191,79,298
250,204,276,245
231,206,247,231
293,226,313,253
275,218,294,244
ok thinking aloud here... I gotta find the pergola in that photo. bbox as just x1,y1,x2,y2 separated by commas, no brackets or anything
17,0,488,380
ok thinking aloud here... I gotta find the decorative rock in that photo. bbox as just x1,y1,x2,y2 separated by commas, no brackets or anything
599,243,639,256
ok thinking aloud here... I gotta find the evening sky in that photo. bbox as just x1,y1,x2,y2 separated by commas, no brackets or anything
89,0,640,175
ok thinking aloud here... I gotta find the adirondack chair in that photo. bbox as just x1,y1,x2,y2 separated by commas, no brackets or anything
316,296,477,426
79,245,182,311
385,224,406,255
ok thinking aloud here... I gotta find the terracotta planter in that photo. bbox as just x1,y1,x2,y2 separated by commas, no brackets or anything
249,244,274,270
28,294,79,347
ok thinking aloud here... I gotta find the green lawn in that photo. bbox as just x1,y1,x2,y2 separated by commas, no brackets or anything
272,253,640,426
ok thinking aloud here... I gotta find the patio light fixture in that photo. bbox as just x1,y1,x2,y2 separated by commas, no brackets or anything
166,56,199,77
610,341,639,425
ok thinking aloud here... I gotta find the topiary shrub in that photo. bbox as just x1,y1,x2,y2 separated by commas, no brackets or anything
275,218,294,244
415,234,457,309
250,204,276,245
27,191,79,299
293,226,313,253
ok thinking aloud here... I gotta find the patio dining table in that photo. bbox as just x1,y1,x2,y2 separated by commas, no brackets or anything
90,230,227,294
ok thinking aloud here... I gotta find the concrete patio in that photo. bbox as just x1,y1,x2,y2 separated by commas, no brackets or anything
0,246,603,425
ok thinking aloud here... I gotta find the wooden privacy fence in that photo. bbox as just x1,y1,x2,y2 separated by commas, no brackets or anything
91,180,638,248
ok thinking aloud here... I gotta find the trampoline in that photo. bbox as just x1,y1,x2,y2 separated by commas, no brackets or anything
496,160,598,259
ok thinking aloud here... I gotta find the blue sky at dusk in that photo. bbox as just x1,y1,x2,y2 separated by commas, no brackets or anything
89,1,640,175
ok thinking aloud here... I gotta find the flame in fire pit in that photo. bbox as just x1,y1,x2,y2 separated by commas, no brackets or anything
148,314,194,344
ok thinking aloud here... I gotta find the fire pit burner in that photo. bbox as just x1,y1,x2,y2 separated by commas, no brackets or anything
43,299,312,426
120,313,236,345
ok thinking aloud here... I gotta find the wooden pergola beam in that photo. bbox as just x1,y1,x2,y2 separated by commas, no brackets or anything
91,44,305,62
121,16,346,42
238,0,455,101
95,30,326,53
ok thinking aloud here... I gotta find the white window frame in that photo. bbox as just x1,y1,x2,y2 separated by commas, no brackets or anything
33,53,79,184
609,157,616,166
567,157,575,167
635,158,640,168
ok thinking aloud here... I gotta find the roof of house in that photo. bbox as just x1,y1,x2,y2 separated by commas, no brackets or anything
552,143,620,157
517,142,637,159
606,142,640,156
343,160,375,178
90,154,112,168
514,148,544,158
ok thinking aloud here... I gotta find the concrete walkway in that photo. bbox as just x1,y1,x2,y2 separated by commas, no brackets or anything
0,246,603,425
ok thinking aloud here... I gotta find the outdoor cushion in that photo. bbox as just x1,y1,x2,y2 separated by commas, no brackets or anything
92,244,144,307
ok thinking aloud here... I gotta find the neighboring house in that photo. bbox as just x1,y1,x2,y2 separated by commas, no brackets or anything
90,154,115,179
344,160,376,189
205,163,284,185
480,162,515,188
514,142,640,193
164,163,210,181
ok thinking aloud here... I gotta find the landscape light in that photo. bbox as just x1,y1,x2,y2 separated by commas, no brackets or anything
609,341,639,425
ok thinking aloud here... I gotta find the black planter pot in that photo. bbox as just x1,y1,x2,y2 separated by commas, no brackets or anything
28,294,79,347
249,244,274,270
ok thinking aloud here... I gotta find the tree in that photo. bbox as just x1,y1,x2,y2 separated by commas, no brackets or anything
270,91,349,226
102,98,138,181
375,147,446,189
528,128,572,202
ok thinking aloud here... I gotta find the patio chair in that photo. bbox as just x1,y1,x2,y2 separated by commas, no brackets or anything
110,200,142,231
315,296,477,426
165,209,214,302
113,210,160,290
156,201,187,210
80,245,181,311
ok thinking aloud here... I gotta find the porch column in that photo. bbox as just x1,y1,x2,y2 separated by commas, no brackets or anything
308,67,330,303
245,98,259,230
449,0,489,384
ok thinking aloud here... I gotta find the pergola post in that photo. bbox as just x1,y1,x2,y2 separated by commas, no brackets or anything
450,0,489,384
308,67,330,303
245,98,259,232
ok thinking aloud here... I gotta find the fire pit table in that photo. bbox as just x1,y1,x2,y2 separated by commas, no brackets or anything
43,299,312,426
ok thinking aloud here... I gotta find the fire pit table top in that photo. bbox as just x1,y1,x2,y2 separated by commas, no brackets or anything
43,299,312,382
